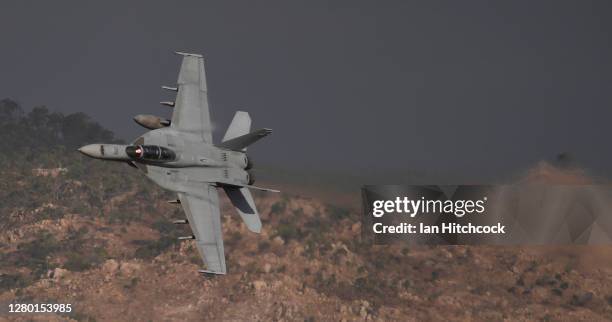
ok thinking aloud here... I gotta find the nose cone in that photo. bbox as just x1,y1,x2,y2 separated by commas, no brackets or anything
78,144,102,158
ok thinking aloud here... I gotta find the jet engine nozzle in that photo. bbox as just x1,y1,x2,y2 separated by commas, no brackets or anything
134,114,171,130
247,170,255,185
126,145,176,162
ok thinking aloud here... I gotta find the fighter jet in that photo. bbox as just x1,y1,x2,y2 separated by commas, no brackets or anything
78,52,277,275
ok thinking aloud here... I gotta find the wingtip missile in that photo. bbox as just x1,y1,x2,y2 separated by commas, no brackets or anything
162,86,178,92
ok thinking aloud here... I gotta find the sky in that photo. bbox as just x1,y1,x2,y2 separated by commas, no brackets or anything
1,1,611,180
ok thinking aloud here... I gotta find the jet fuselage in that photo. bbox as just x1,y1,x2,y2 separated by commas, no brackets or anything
78,128,253,188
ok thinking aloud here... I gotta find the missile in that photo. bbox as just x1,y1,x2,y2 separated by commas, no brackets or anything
173,219,188,224
160,101,175,107
178,235,195,240
162,86,178,92
167,199,181,204
175,51,203,58
134,114,171,130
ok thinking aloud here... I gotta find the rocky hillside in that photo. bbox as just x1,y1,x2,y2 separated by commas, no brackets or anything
0,157,612,321
0,100,611,321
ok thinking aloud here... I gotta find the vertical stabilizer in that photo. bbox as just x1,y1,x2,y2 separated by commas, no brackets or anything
223,111,251,143
223,186,262,233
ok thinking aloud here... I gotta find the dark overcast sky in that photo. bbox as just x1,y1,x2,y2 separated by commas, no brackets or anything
1,1,611,179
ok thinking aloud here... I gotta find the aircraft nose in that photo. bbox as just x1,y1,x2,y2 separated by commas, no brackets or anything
77,144,101,158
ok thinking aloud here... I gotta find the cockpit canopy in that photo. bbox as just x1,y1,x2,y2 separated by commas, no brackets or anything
125,145,176,162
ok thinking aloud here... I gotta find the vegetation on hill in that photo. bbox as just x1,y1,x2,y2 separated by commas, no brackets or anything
0,99,166,289
0,99,611,321
0,98,120,154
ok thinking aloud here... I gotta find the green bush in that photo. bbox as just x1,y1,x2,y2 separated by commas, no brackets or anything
0,273,29,291
17,231,60,275
124,277,140,290
275,223,301,241
270,201,287,215
134,237,177,259
152,219,179,234
326,205,350,221
257,241,270,252
64,253,92,271
39,206,64,220
64,246,108,272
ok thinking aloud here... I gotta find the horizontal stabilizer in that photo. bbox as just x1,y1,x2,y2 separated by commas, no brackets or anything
217,128,272,151
223,186,262,233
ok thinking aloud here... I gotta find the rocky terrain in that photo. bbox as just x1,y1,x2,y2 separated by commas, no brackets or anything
0,101,611,321
0,157,611,322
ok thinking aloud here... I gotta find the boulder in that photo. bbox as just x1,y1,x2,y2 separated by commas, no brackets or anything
102,259,120,276
253,280,267,291
53,268,68,281
120,262,142,276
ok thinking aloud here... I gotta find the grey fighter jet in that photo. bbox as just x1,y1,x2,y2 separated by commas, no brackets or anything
78,52,277,275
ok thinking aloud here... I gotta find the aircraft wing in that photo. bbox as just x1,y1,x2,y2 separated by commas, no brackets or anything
171,52,213,143
178,185,226,274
